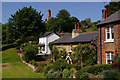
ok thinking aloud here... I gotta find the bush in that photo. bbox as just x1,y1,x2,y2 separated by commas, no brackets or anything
53,59,71,71
29,60,37,66
62,69,72,78
46,69,62,78
43,64,53,75
23,45,38,62
111,63,120,71
35,63,47,73
80,72,89,80
103,70,120,79
76,64,111,78
32,41,37,44
72,64,81,70
2,43,17,51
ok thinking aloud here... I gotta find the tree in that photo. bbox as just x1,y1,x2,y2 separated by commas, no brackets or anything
70,16,79,23
105,2,120,17
50,45,59,61
10,6,45,38
45,17,59,32
2,20,18,43
56,9,72,32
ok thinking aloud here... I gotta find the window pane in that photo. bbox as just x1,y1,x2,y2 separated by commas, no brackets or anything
112,33,114,39
111,52,114,60
107,33,110,39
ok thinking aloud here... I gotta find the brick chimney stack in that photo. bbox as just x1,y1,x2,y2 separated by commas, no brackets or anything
78,23,79,29
102,8,107,20
72,23,82,38
45,9,51,23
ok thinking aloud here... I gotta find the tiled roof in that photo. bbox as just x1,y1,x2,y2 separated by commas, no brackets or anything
97,10,120,26
68,32,97,43
42,31,60,37
53,32,97,44
53,33,72,44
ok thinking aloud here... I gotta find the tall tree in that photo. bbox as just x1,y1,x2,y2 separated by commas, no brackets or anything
56,9,72,32
2,20,18,43
105,2,120,17
45,17,59,32
10,6,45,38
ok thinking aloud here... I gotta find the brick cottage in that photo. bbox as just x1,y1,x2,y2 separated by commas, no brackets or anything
97,9,120,64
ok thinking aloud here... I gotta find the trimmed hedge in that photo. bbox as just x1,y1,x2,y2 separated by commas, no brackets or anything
76,64,111,78
2,43,20,51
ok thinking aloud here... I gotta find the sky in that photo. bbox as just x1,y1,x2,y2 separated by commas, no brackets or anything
2,2,108,24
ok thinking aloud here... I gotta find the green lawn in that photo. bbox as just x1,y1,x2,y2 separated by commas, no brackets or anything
2,48,46,78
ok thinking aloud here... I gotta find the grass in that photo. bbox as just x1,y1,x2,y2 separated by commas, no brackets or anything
2,48,46,78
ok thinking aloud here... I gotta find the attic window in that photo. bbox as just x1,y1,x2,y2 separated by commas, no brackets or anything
105,25,114,42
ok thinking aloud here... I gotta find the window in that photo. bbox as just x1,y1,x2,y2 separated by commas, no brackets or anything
69,44,72,52
105,25,114,42
106,52,114,64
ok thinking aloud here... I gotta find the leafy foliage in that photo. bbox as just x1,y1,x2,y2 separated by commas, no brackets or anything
105,2,120,17
50,45,59,61
2,20,18,44
46,69,62,78
9,6,45,37
79,72,89,80
76,64,111,78
46,9,79,32
73,44,96,67
23,45,38,62
62,69,73,78
52,59,71,71
103,70,120,79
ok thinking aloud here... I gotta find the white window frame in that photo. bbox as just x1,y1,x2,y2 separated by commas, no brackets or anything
69,44,72,52
105,25,114,43
106,52,114,64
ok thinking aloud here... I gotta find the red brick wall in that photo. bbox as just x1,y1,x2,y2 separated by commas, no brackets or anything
97,22,120,64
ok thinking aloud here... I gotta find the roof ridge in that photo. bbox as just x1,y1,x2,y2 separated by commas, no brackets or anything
79,31,97,35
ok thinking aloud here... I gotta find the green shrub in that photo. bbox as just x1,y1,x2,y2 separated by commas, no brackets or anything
72,64,81,70
62,69,72,78
103,70,120,79
23,45,38,62
2,43,17,51
32,41,37,44
76,64,111,78
36,63,47,73
46,69,62,78
80,72,89,80
43,64,53,75
29,60,37,66
53,59,71,71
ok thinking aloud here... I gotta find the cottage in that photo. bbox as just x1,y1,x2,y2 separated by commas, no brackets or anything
53,24,97,55
97,9,120,64
38,32,60,55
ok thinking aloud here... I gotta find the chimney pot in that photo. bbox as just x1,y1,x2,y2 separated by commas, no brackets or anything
75,24,77,29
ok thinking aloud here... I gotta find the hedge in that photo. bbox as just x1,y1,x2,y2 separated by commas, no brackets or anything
76,64,111,78
2,43,20,51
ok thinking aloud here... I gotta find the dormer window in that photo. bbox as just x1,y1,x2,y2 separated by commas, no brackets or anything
105,25,114,42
